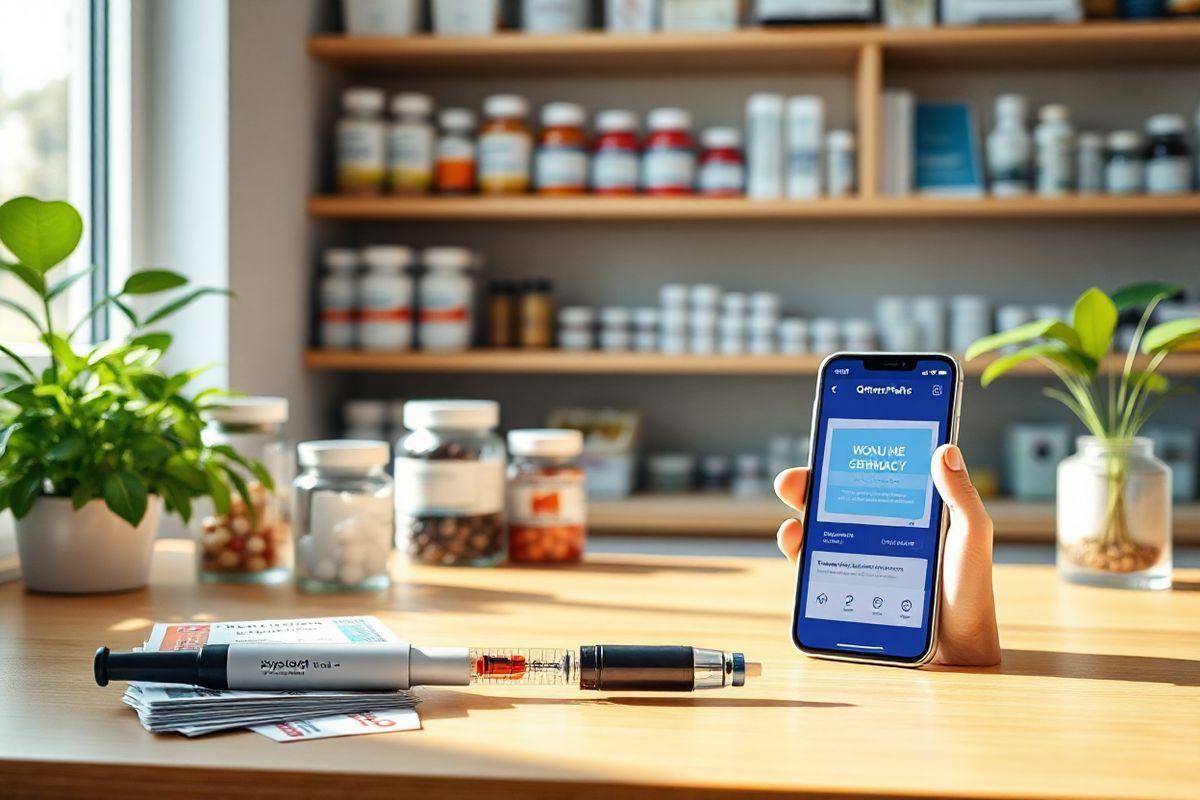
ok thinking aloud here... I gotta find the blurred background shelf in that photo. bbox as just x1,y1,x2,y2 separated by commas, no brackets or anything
588,493,1200,542
305,349,1200,377
308,21,1200,74
307,194,1200,221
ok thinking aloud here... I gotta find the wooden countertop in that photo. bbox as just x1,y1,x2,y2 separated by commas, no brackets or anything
2,540,1198,799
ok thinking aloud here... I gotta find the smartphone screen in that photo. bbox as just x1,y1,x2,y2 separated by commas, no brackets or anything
792,354,960,663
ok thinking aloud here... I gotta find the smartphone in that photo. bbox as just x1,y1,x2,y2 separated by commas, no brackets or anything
791,352,962,666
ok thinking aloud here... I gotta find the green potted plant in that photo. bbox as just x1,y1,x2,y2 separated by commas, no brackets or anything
0,196,269,593
966,283,1200,590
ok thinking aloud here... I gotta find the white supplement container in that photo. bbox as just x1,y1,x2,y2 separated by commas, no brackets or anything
318,248,359,350
591,109,640,194
1105,131,1144,196
841,318,877,351
1035,104,1074,196
418,247,475,352
606,0,656,31
910,295,946,351
559,306,595,351
732,454,768,497
950,295,991,354
294,440,394,592
786,95,825,199
689,283,722,312
746,93,785,199
432,0,499,36
1075,132,1104,195
478,94,532,193
358,245,414,351
986,93,1031,197
343,0,422,35
337,87,387,195
1145,114,1193,196
523,0,591,32
642,107,695,194
697,127,745,197
387,92,434,194
809,318,841,355
825,130,856,197
779,318,809,355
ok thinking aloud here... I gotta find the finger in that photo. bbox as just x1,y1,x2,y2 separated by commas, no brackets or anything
930,444,992,542
773,467,810,513
776,518,804,562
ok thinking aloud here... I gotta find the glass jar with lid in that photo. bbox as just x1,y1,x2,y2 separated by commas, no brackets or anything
293,440,394,592
196,397,292,584
396,399,507,566
507,429,587,563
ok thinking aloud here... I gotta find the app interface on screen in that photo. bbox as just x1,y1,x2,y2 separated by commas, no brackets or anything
796,359,955,659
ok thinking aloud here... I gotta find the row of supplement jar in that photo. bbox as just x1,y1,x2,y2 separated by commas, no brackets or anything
395,400,588,566
318,245,477,352
336,87,764,197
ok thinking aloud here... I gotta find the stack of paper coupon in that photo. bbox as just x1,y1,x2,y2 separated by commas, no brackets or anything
122,616,420,740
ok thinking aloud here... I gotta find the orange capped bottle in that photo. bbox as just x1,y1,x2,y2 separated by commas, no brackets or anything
478,94,532,195
535,102,588,195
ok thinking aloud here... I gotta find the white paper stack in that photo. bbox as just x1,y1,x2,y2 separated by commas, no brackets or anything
121,616,419,739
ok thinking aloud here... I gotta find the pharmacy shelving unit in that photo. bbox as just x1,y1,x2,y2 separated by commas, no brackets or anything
306,21,1200,541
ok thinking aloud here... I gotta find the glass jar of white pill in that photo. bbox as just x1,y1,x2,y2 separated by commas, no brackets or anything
293,440,394,592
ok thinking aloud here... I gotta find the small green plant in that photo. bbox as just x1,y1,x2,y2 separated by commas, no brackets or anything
0,196,270,527
966,282,1200,568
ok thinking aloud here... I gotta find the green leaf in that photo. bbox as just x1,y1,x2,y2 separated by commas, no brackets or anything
130,332,173,352
122,269,188,295
8,470,45,518
46,434,86,462
71,482,95,510
112,297,139,328
0,260,46,295
1072,287,1119,363
0,297,42,332
142,288,231,325
0,196,83,272
159,478,194,523
980,343,1094,388
0,423,20,460
218,462,258,527
42,333,82,374
1126,370,1169,394
204,462,231,516
964,319,1083,362
1110,282,1182,311
1142,317,1200,353
0,344,36,380
102,471,149,527
46,264,96,300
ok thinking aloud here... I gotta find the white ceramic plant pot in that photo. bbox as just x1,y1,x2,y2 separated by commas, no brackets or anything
15,496,161,593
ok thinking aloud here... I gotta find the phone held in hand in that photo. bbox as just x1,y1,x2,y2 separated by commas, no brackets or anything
792,352,961,666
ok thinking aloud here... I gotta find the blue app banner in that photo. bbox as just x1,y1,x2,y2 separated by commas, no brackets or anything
816,419,939,528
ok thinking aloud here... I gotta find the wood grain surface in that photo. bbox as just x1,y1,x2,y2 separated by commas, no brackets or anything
2,540,1198,799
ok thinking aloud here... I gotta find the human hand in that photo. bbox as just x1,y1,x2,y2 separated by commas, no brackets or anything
775,444,1001,667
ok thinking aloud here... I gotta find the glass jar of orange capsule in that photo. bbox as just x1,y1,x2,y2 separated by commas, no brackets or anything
506,429,586,563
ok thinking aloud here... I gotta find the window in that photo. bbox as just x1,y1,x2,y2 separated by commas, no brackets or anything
0,0,99,351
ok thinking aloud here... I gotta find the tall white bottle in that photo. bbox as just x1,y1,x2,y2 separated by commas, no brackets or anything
745,93,784,199
986,94,1032,197
1034,104,1075,197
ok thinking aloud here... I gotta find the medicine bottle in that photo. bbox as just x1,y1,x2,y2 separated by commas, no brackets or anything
396,400,507,567
745,93,784,199
535,102,589,195
986,93,1031,197
1075,132,1105,195
293,440,394,592
487,279,518,348
1105,130,1145,195
1144,114,1193,195
591,109,640,195
825,130,856,197
435,108,477,194
523,0,591,33
197,398,292,585
698,127,745,197
387,92,434,195
418,247,475,351
478,94,532,195
336,87,387,195
518,278,555,349
642,107,696,196
358,245,414,352
507,429,587,563
318,248,359,350
1034,104,1074,196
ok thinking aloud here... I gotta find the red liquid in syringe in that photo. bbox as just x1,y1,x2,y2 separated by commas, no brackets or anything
475,654,528,680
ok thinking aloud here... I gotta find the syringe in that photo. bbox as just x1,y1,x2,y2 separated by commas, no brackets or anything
94,642,761,692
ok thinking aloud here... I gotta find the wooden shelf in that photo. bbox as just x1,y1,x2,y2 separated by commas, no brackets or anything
305,349,1200,377
588,493,1200,542
309,21,1200,74
307,194,1200,221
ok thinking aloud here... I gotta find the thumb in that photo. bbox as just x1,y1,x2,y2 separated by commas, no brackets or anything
931,444,992,541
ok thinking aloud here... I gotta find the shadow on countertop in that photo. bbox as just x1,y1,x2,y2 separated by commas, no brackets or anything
994,648,1200,687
